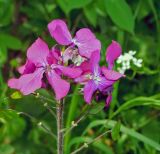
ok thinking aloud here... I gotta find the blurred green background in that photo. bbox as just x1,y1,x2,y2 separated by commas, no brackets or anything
0,0,160,154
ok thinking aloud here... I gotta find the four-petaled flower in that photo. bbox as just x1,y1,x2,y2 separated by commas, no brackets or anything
75,41,125,106
8,38,82,100
48,19,101,58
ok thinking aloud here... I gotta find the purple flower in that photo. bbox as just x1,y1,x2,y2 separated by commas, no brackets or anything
75,41,124,106
106,40,122,70
47,19,101,58
8,38,82,100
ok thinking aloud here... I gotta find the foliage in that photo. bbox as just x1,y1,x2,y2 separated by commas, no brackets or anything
0,0,160,154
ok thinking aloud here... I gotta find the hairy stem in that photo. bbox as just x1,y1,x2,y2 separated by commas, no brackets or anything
56,99,64,154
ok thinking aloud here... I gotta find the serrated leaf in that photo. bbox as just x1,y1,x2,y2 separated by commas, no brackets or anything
11,91,22,99
111,121,121,140
104,0,135,34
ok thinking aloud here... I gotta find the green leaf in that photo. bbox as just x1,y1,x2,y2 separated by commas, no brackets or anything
93,142,113,154
112,96,160,118
0,109,26,141
0,144,15,154
83,119,160,151
0,0,13,26
57,0,92,15
0,42,7,66
69,137,113,154
69,137,92,149
107,120,160,151
0,34,22,50
89,102,105,115
111,121,121,141
104,0,135,34
64,85,81,153
11,91,22,99
84,3,97,27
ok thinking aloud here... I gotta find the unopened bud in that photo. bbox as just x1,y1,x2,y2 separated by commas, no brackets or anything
44,103,48,107
38,122,42,126
35,93,40,98
71,121,77,127
84,143,88,148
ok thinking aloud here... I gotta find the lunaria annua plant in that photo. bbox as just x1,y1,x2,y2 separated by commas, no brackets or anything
8,19,125,154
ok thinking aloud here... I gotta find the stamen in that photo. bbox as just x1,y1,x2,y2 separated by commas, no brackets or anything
44,65,52,73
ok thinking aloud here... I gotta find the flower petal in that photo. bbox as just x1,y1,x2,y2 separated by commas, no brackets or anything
55,65,82,78
18,60,36,74
84,80,97,104
106,94,112,107
79,61,91,73
47,47,61,65
48,19,72,45
8,78,20,89
47,70,70,100
101,66,124,80
75,28,101,58
74,74,89,83
27,38,49,65
98,77,115,91
8,68,44,95
90,50,100,72
106,40,122,69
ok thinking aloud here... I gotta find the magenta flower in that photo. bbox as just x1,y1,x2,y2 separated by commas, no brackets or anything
8,38,82,100
75,41,124,106
48,19,101,58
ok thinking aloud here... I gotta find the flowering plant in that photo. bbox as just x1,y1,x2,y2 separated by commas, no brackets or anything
8,19,124,154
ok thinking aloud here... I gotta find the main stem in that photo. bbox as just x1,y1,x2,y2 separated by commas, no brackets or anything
56,99,64,154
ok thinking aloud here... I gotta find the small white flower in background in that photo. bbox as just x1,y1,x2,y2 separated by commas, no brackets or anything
116,50,143,74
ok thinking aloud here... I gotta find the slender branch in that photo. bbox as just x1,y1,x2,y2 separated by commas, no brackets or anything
32,93,57,119
18,112,56,139
38,122,57,140
32,92,57,104
56,99,64,154
44,103,56,118
64,107,90,136
71,130,112,154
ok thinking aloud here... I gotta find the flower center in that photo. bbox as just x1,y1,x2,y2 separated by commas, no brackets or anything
44,65,52,72
86,73,101,85
93,75,101,84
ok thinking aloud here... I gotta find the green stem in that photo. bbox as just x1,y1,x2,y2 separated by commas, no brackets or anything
64,85,80,153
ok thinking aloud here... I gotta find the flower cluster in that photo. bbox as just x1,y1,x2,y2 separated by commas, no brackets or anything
117,50,143,74
8,19,124,106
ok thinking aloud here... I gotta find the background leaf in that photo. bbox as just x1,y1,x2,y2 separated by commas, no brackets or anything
104,0,135,34
111,121,121,141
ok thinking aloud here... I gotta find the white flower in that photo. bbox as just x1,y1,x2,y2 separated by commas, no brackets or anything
116,50,143,74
